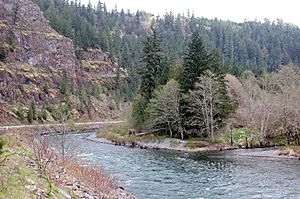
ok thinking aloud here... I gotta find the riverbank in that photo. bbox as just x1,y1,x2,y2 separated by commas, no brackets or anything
64,131,300,198
90,132,300,160
0,132,136,199
227,147,299,159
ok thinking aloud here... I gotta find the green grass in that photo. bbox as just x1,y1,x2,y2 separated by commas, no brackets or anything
0,134,63,199
0,150,54,198
223,128,261,146
0,137,6,153
185,137,210,149
96,127,166,143
170,139,180,147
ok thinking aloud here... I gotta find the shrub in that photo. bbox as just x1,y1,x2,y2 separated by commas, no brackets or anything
117,128,128,136
43,83,49,94
16,107,25,121
59,78,69,95
0,137,6,153
0,46,6,61
46,104,54,113
38,109,47,122
41,109,47,120
30,101,36,119
93,84,101,99
18,84,25,93
27,109,33,124
75,49,83,60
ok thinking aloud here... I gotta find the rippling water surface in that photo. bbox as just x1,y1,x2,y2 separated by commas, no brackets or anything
52,133,300,199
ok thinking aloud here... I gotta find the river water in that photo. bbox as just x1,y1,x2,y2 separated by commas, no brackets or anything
53,132,300,199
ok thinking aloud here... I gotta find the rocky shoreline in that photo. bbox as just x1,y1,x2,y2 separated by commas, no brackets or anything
87,133,300,160
24,153,136,199
0,131,137,199
86,134,187,151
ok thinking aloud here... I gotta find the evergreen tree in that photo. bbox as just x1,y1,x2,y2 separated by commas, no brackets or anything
34,0,300,77
131,94,148,131
59,77,69,95
93,84,101,99
139,27,165,101
179,32,211,92
27,104,34,124
131,27,167,130
30,101,36,120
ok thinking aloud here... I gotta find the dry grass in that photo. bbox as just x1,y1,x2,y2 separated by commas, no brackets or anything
66,161,116,195
96,127,166,143
23,132,117,196
280,145,300,157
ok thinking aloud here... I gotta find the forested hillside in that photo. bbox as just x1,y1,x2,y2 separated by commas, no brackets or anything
34,0,300,80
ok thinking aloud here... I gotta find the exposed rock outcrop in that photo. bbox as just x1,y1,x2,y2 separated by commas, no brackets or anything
0,0,76,68
80,48,128,84
0,0,125,124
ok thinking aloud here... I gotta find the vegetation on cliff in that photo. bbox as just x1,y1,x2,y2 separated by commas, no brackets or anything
0,0,127,124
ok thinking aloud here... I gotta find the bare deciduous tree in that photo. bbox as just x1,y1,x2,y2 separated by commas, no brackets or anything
239,70,261,126
147,79,184,139
51,101,78,168
188,71,225,141
234,64,300,145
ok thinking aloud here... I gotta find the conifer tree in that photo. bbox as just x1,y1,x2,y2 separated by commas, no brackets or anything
30,101,36,120
28,104,34,124
139,27,165,101
131,27,166,130
179,32,211,92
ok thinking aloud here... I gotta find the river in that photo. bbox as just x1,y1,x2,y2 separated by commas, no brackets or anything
52,132,300,199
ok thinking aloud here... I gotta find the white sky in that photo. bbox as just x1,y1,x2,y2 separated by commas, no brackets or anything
81,0,300,27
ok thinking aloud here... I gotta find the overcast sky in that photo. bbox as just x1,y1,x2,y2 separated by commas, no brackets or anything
80,0,300,27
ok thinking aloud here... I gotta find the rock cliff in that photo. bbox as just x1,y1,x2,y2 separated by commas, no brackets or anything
0,0,76,68
0,0,125,124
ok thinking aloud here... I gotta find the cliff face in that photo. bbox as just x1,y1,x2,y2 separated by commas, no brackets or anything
0,0,76,68
0,0,125,124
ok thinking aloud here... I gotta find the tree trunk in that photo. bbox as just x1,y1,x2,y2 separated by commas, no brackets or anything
209,85,214,142
167,121,172,138
230,128,233,146
178,124,184,140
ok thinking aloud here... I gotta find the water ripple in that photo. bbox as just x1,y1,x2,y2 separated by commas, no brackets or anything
51,133,300,199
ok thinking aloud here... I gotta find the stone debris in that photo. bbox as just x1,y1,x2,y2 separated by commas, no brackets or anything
24,185,37,192
37,188,48,198
58,188,72,199
26,178,35,185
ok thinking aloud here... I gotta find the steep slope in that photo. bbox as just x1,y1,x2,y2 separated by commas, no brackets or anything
0,0,75,68
0,0,125,124
32,0,300,80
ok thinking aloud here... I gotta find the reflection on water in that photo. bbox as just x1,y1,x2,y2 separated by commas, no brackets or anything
51,133,300,199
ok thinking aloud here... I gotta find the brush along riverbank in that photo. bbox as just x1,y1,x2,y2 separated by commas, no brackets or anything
0,131,136,199
91,127,300,159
